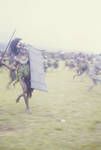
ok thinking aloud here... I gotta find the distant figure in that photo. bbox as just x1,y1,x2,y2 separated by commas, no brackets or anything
88,56,101,91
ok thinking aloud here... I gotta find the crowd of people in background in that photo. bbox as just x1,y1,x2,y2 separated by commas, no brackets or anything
42,50,101,90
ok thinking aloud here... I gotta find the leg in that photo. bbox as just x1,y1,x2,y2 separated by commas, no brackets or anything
16,93,25,103
19,78,31,112
73,73,78,79
6,80,13,89
73,70,82,79
88,79,97,91
7,70,16,89
12,79,19,87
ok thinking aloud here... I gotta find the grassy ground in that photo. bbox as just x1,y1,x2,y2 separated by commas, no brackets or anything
0,65,101,150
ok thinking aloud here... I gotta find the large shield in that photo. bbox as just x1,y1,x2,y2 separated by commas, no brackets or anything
28,45,48,92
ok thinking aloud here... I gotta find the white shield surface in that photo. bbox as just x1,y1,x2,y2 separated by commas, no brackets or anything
28,45,48,92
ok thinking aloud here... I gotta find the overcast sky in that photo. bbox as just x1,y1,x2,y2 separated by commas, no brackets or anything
0,0,101,53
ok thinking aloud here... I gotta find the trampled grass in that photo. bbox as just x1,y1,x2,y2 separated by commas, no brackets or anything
0,65,101,150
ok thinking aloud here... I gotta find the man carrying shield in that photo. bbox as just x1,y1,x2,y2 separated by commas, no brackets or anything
9,38,47,113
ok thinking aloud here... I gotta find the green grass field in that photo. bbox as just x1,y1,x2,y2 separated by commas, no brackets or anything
0,64,101,150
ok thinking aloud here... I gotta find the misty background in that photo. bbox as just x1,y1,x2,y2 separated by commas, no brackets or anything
0,0,101,53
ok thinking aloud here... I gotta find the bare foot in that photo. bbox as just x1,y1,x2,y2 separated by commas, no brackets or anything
25,108,32,114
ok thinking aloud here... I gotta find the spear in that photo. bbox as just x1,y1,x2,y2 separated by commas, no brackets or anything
1,29,16,61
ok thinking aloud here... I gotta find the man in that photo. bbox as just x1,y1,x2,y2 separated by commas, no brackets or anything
8,38,32,112
8,38,47,113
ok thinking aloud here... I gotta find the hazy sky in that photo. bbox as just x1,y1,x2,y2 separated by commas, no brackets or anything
0,0,101,53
